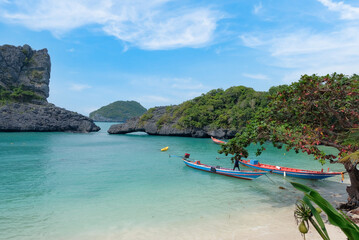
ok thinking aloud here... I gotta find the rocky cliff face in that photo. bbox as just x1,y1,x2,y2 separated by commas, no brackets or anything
0,103,100,132
0,44,100,132
108,106,237,138
0,44,50,101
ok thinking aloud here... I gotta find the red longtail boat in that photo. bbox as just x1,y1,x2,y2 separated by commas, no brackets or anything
211,136,227,145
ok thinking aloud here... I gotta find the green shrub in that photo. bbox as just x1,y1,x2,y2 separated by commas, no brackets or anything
0,85,43,103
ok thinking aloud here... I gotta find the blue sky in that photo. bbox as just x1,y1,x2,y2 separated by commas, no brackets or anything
0,0,358,115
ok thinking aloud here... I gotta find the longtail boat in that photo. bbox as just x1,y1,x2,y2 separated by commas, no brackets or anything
211,136,227,145
239,159,342,180
183,157,266,180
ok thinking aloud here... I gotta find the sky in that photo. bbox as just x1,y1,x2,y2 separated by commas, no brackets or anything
0,0,358,115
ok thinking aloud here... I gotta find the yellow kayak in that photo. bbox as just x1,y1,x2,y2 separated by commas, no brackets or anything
161,146,169,151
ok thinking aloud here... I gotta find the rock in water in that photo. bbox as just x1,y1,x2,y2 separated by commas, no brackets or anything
107,106,236,138
0,44,100,132
0,103,100,132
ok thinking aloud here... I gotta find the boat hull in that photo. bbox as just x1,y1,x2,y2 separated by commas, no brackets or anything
183,159,266,180
161,146,169,151
239,160,341,180
211,136,226,145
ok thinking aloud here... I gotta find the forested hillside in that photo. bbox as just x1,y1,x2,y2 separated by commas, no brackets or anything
90,100,146,122
140,86,272,130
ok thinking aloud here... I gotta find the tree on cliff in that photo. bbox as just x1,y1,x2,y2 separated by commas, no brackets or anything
169,86,269,129
220,73,359,208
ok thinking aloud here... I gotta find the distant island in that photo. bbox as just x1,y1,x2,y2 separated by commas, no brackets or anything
90,100,146,122
108,86,271,138
0,44,100,132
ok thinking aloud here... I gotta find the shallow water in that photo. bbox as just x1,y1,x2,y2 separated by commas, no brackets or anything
0,122,347,239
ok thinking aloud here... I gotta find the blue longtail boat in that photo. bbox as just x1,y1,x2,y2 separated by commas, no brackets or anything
239,159,343,180
182,154,266,180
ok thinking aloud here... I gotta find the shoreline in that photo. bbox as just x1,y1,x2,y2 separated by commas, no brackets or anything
64,179,352,240
64,205,347,240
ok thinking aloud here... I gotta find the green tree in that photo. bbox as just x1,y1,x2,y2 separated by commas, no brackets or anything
220,73,359,208
169,86,269,130
89,100,147,121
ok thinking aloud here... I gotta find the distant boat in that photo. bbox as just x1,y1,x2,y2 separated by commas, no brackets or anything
239,159,342,180
183,158,266,180
211,136,227,145
161,146,169,152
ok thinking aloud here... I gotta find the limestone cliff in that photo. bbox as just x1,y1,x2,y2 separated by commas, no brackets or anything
108,106,237,138
108,86,271,138
0,44,100,132
0,44,50,101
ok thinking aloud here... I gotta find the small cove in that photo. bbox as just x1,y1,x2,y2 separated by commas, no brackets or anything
0,122,347,239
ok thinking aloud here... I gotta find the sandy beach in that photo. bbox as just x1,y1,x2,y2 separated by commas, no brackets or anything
65,178,352,240
66,205,347,240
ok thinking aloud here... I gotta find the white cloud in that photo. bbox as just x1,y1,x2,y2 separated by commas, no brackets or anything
253,2,263,15
0,0,221,50
69,83,92,91
103,7,219,50
318,0,359,20
240,35,264,48
243,73,269,80
241,25,359,83
237,1,359,84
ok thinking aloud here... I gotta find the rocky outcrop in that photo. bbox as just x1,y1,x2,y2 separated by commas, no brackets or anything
0,44,100,132
0,103,100,132
108,106,237,138
0,44,50,101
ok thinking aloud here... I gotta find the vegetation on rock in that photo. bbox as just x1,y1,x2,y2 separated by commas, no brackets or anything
140,86,270,130
0,85,43,104
90,100,146,122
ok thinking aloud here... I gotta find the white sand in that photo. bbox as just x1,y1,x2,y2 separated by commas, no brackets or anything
71,205,347,240
69,179,352,240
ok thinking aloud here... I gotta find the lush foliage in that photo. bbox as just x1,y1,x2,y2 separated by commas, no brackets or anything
175,86,269,129
0,85,43,103
140,86,270,129
292,182,359,240
220,73,359,208
220,73,359,162
89,100,147,121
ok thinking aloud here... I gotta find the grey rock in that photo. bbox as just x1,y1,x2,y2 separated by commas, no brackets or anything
0,102,100,132
0,44,50,100
108,106,237,138
0,44,100,133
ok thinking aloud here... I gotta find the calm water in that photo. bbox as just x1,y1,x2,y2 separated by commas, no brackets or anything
0,122,346,240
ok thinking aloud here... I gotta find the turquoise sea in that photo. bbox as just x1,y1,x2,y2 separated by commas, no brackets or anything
0,122,347,240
